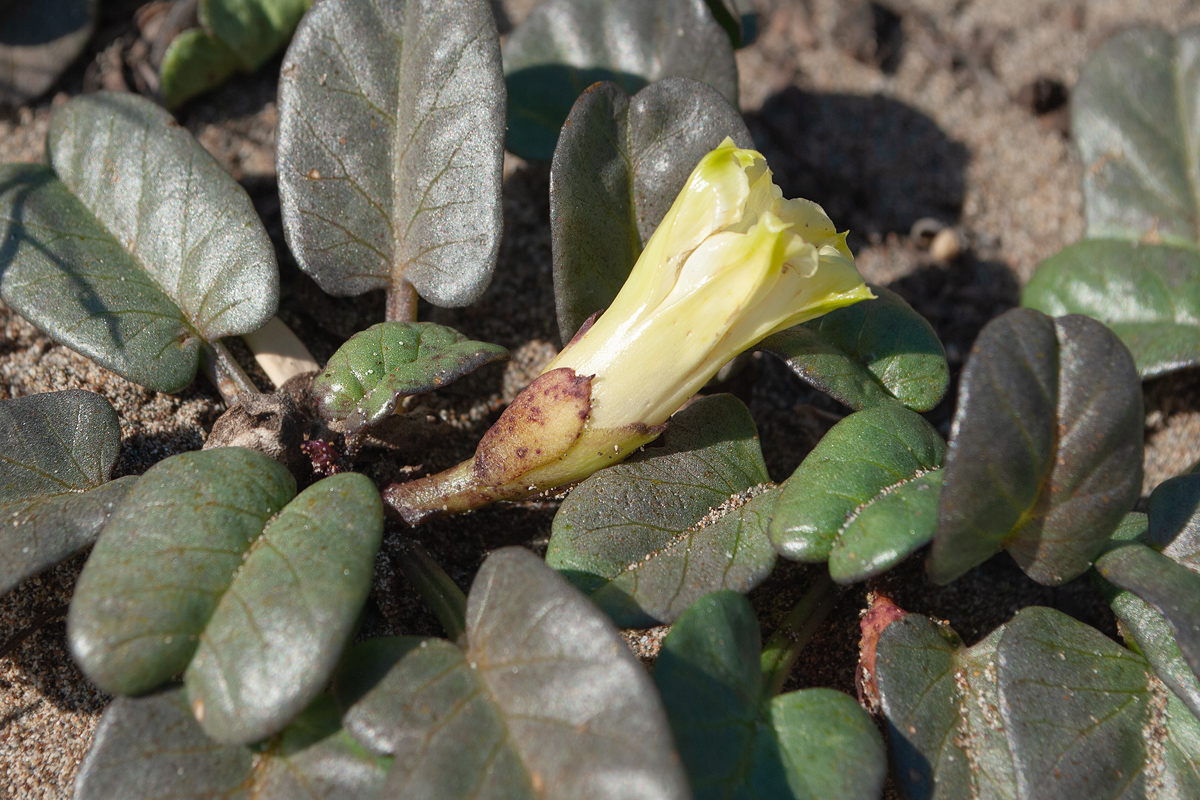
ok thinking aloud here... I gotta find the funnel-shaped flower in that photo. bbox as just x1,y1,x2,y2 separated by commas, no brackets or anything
385,138,873,524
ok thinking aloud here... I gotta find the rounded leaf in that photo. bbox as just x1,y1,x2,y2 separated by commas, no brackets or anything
929,309,1143,586
503,0,738,160
0,390,135,595
770,402,945,583
1073,27,1200,248
0,93,279,391
655,591,886,800
277,0,505,307
185,472,384,745
1024,240,1200,378
68,448,297,696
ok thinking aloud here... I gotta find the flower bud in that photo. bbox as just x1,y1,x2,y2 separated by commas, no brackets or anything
385,138,873,524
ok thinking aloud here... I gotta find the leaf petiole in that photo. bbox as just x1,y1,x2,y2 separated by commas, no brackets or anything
760,572,837,697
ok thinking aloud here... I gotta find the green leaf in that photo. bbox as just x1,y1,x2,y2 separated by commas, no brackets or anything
1023,240,1200,378
876,606,1200,799
997,607,1153,798
549,77,752,341
342,548,691,799
758,285,949,412
503,0,738,160
0,390,136,596
159,29,242,110
277,0,505,309
185,472,383,745
654,591,886,800
770,403,944,583
0,0,95,106
546,394,776,627
312,321,507,435
201,0,311,72
929,309,1143,586
1097,543,1200,696
1072,27,1200,248
874,617,1017,799
67,448,297,696
75,689,389,800
160,0,313,108
0,94,279,392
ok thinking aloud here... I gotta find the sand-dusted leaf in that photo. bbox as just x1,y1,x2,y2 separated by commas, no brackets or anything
1072,27,1200,248
929,309,1143,586
1108,586,1200,721
770,403,944,583
67,448,297,696
997,607,1157,799
160,0,312,108
277,0,504,310
1148,473,1200,570
0,0,95,106
1097,542,1200,692
503,0,738,160
185,472,383,745
550,78,752,341
875,606,1200,799
874,616,1018,799
75,689,389,800
759,285,949,412
0,93,278,392
1023,240,1200,378
546,394,776,627
654,591,886,800
341,548,691,799
0,391,137,596
312,321,507,435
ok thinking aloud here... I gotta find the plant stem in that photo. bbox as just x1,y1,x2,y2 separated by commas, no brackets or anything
394,537,468,645
386,279,418,323
201,339,259,404
240,316,320,389
760,572,837,697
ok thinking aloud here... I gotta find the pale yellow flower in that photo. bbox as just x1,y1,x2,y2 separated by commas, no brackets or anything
386,138,872,523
